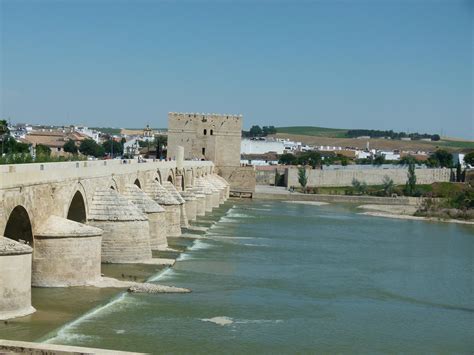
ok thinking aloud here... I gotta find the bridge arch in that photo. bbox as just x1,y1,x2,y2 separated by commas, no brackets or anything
167,169,175,185
134,178,142,189
156,170,163,184
109,178,119,191
4,205,34,246
67,190,87,223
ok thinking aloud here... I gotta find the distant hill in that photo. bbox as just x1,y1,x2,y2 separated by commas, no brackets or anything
274,126,474,151
275,126,348,138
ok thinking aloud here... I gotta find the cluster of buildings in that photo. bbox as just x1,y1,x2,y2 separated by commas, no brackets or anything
240,137,470,168
5,123,166,158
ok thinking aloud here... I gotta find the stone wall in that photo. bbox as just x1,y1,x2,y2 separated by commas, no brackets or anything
255,167,286,186
218,166,256,193
285,167,451,188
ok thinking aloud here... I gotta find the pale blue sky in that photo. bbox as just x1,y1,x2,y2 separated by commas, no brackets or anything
1,0,473,138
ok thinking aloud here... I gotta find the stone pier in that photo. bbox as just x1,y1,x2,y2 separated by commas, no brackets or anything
0,237,35,320
122,184,168,250
88,188,152,263
144,181,182,237
32,216,103,287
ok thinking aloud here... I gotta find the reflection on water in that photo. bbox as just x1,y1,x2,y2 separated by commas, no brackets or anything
1,200,473,353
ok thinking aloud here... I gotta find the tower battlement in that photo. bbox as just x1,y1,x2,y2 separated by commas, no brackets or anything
168,112,242,119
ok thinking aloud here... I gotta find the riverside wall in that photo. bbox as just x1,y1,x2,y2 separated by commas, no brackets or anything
285,166,451,188
255,166,286,186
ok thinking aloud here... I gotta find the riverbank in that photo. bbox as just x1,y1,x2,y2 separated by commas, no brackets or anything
254,186,474,225
254,186,420,205
359,211,474,225
357,204,474,225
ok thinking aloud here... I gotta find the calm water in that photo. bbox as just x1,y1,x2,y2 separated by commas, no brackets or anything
6,200,474,353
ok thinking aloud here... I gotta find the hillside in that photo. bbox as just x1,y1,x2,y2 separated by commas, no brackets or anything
276,126,348,138
274,126,473,152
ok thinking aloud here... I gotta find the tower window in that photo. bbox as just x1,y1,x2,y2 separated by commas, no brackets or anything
210,129,214,135
202,147,206,155
203,129,207,135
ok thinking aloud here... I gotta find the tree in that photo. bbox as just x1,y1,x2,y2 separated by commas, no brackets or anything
63,140,78,154
36,144,51,156
373,155,385,166
102,139,123,158
249,125,263,137
262,126,277,136
278,153,297,165
79,139,104,158
464,152,474,167
154,135,168,159
297,151,322,168
298,167,308,192
430,149,453,168
398,156,420,166
382,176,395,196
405,161,417,196
3,136,29,154
0,120,9,136
352,178,367,195
337,155,349,166
454,162,466,183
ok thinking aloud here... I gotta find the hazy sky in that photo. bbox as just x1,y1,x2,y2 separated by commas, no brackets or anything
1,0,472,138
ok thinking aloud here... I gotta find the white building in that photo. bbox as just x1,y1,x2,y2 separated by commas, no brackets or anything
241,138,286,155
75,126,100,143
123,138,140,157
380,151,401,161
453,153,471,168
356,150,372,159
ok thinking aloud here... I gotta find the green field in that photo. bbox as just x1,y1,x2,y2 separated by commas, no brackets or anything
275,126,348,138
436,140,474,150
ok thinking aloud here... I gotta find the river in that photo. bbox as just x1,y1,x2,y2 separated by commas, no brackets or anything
1,200,473,353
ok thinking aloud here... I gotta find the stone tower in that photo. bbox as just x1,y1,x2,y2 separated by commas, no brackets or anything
167,112,242,167
167,112,255,195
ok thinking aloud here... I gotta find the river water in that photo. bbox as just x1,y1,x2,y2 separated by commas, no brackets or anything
2,200,474,353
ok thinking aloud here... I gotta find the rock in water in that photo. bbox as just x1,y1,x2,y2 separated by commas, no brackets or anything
202,316,234,326
128,283,190,294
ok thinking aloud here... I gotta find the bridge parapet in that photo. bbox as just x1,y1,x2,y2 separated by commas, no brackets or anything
0,159,214,189
0,160,174,189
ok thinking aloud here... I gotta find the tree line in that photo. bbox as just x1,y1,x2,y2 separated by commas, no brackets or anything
346,129,440,141
242,125,277,138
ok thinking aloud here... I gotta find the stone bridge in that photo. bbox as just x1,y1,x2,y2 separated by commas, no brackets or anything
0,159,213,238
0,158,230,320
